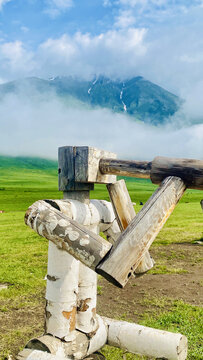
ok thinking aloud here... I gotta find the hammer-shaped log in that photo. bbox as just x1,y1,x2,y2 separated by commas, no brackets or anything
99,156,203,190
97,176,186,288
58,146,117,191
107,179,154,275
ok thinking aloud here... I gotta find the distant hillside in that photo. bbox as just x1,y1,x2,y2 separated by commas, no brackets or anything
0,76,181,124
0,156,57,170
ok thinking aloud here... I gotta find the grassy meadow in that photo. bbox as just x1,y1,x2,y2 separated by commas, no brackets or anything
0,157,202,360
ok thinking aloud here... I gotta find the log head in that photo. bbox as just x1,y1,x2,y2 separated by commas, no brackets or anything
58,146,117,191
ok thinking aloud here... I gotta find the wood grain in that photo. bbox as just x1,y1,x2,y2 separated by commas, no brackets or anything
100,158,151,178
100,156,203,190
151,156,203,190
107,180,154,275
97,176,186,288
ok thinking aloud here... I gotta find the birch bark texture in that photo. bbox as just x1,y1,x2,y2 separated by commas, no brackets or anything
107,179,154,275
55,194,108,342
45,241,79,341
25,200,112,270
103,317,187,360
97,176,186,287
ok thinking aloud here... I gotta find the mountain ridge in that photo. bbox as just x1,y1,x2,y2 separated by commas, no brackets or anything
0,75,181,124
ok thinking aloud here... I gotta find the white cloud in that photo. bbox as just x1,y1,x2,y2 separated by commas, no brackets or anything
38,28,147,79
0,88,202,159
0,41,35,77
114,10,136,28
103,0,112,6
45,0,73,17
0,0,11,11
118,0,203,24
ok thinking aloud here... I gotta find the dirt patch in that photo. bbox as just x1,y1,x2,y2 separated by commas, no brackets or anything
97,243,203,322
0,295,45,359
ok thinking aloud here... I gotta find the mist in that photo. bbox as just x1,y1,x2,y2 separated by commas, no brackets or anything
0,88,202,161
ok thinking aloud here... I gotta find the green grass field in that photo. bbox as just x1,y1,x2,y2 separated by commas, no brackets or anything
0,157,202,360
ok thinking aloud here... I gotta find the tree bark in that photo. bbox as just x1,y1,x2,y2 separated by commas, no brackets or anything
25,200,112,270
103,317,187,360
151,156,203,190
45,241,79,341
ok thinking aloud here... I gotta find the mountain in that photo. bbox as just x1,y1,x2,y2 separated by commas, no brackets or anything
0,75,180,124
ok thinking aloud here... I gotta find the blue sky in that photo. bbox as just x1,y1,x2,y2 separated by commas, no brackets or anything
0,1,203,159
0,0,203,95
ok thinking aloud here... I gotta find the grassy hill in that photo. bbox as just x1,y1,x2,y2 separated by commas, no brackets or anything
0,155,57,170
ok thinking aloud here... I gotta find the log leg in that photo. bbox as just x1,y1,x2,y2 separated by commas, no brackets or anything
77,263,98,334
63,193,107,357
107,179,154,275
103,317,187,360
45,241,79,341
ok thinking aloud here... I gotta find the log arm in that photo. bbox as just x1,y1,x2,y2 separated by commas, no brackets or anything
25,200,112,270
97,176,186,288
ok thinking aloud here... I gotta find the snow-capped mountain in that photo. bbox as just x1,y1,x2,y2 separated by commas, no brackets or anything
0,75,180,124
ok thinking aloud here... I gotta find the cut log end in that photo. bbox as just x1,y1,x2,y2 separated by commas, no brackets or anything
96,267,123,288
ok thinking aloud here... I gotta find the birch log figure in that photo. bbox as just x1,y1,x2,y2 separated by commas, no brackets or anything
103,317,187,360
107,180,154,275
25,200,112,270
97,176,186,288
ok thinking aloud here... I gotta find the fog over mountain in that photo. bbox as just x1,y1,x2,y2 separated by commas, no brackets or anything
0,76,202,160
0,76,180,125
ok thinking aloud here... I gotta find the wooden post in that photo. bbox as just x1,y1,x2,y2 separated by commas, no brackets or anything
97,176,186,288
103,317,187,360
107,180,154,275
